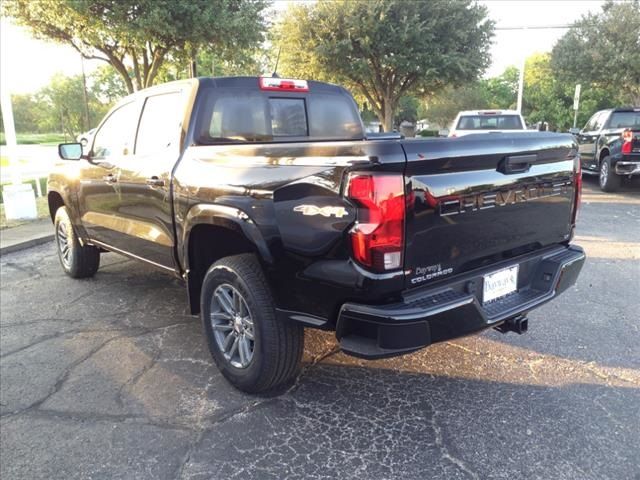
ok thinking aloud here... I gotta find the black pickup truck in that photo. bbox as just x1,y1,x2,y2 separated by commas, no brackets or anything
49,76,585,393
575,107,640,191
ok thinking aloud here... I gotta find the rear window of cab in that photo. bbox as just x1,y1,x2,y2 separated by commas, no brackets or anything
456,115,523,130
195,89,364,144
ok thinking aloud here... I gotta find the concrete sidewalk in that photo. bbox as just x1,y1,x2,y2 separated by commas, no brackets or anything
0,219,54,255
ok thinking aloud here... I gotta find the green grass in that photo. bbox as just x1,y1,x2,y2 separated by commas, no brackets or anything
0,194,49,229
0,132,67,146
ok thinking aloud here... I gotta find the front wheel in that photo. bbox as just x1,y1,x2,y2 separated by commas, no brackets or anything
54,206,100,278
599,156,621,192
200,254,304,393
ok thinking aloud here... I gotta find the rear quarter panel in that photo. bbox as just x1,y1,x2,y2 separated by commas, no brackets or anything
173,140,406,321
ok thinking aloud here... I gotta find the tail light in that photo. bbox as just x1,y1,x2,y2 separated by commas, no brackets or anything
621,129,633,154
346,173,405,272
572,155,582,225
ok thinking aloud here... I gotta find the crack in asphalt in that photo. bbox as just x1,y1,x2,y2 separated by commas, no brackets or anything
0,320,197,419
0,327,131,358
0,317,86,328
1,332,128,419
175,399,279,479
19,408,196,432
1,261,43,279
175,345,342,478
428,402,480,480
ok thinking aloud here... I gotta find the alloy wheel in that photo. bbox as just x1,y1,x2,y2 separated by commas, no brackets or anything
210,284,255,369
56,220,72,269
600,161,608,188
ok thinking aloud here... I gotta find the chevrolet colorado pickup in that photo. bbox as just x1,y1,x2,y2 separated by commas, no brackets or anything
49,76,585,393
575,107,640,191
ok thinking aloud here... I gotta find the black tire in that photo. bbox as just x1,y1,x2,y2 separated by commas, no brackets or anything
599,156,621,192
54,206,100,278
200,254,304,393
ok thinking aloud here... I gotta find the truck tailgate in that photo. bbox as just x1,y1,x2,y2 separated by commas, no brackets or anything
401,132,578,289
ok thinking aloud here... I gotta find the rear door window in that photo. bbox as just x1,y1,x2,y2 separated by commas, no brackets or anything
135,92,186,156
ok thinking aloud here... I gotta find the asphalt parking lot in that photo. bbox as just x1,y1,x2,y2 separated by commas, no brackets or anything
1,177,639,480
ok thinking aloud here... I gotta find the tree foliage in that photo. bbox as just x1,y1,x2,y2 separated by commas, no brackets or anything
551,0,640,105
525,53,624,131
394,96,420,125
5,68,128,137
422,84,490,129
273,0,493,131
3,0,268,93
483,66,519,110
421,67,518,128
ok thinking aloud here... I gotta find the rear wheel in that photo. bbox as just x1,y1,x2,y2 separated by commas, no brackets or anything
200,254,304,393
54,206,100,278
599,156,621,192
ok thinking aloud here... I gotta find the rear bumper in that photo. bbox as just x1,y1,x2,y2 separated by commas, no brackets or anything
336,244,585,359
614,160,640,176
613,153,640,176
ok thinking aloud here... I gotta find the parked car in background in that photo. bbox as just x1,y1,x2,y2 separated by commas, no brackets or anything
448,110,528,137
575,107,640,191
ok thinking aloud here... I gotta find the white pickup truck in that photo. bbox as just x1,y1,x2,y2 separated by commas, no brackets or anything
449,110,529,137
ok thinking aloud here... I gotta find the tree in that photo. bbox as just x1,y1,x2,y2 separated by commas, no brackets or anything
423,84,490,129
483,66,519,109
9,94,46,133
551,0,640,105
273,0,493,131
37,74,92,137
394,96,420,125
3,0,268,94
89,65,128,105
524,53,624,131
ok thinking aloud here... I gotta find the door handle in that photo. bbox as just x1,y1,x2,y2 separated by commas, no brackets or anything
103,174,117,183
502,154,539,174
146,176,165,187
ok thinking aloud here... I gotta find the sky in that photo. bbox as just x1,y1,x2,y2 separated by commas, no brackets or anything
0,0,606,95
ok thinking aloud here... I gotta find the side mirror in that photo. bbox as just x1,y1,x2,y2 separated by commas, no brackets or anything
438,129,449,137
58,143,83,161
568,128,580,135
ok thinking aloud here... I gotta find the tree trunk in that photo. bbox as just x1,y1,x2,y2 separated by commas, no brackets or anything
382,98,395,132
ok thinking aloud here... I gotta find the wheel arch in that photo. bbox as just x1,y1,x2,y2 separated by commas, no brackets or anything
182,204,274,314
47,190,65,222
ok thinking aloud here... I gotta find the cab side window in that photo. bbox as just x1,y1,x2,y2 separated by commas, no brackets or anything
593,111,608,131
135,92,186,156
91,102,140,159
583,113,600,132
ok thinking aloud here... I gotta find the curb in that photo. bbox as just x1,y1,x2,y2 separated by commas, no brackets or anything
0,234,55,256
